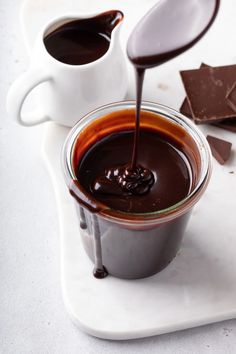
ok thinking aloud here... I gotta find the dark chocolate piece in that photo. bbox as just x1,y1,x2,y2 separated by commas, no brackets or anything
180,64,236,133
226,81,236,113
206,135,232,165
180,97,236,132
180,97,193,118
180,65,236,123
214,119,236,133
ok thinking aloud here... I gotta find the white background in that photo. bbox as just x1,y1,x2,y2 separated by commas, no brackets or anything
1,0,236,353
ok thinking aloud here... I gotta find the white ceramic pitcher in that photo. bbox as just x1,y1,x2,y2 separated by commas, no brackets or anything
7,11,128,127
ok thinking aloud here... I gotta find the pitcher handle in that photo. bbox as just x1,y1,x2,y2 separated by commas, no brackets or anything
6,67,52,127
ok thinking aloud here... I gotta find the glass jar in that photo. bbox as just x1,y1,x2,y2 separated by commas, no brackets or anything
62,101,212,279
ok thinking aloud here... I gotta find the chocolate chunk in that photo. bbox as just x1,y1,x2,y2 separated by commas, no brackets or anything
180,64,236,132
180,65,236,123
226,81,236,112
180,95,236,132
214,118,236,133
180,98,236,131
206,135,232,165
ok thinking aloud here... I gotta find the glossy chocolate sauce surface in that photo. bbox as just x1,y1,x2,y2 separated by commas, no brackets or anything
77,129,192,213
44,10,123,65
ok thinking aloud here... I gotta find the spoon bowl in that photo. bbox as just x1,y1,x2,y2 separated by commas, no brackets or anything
127,0,220,68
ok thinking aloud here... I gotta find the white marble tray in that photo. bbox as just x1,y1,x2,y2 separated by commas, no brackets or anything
42,121,236,340
23,0,236,340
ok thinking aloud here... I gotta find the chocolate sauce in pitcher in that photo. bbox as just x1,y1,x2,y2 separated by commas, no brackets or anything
72,0,220,278
44,11,123,65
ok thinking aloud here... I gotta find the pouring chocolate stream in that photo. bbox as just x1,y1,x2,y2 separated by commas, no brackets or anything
94,0,220,198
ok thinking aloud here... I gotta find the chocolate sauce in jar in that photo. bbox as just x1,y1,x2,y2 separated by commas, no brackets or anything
78,129,192,213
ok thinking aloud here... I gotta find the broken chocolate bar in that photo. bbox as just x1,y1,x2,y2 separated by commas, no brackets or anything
180,63,209,118
180,63,208,118
206,135,232,165
180,65,236,123
180,95,236,133
180,64,236,132
180,97,192,118
214,119,236,133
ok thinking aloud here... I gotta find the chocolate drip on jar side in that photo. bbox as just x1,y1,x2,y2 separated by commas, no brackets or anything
92,214,108,279
79,206,87,230
70,182,108,278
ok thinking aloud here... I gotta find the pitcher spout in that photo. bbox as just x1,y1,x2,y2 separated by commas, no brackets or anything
98,10,124,38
